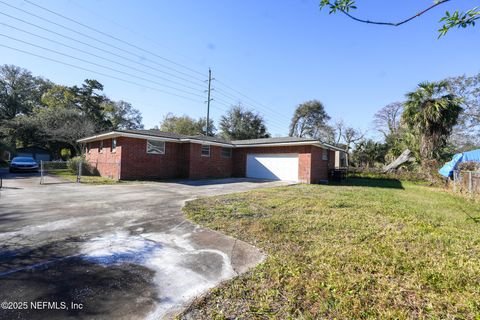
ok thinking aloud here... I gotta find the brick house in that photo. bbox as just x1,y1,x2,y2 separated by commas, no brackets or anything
78,129,347,183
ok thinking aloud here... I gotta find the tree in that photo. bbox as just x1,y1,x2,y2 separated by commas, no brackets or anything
351,139,388,168
318,0,479,37
0,64,52,120
334,120,365,153
1,65,144,156
11,106,97,156
289,100,331,140
220,106,269,140
373,102,403,139
159,113,215,136
103,100,144,130
333,120,364,153
403,81,463,162
444,73,480,150
71,79,109,130
41,85,77,110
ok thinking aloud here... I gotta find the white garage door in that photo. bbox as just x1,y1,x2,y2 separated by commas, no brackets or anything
246,153,299,181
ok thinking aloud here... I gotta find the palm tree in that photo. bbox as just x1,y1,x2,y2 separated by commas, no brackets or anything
403,81,463,163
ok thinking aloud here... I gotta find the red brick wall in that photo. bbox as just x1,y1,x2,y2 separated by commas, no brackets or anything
118,137,189,180
85,136,332,183
85,138,121,179
233,145,316,183
187,144,233,179
310,147,329,183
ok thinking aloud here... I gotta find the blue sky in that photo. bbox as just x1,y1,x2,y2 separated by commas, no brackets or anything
0,0,478,137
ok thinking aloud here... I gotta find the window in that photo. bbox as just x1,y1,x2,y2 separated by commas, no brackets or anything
99,140,104,153
221,148,232,158
111,138,117,152
146,140,165,154
201,145,210,157
322,148,328,161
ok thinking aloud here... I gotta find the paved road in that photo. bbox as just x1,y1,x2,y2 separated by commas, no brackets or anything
0,170,289,319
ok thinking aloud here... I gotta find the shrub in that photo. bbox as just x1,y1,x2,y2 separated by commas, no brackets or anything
60,148,71,161
67,156,97,175
458,161,480,172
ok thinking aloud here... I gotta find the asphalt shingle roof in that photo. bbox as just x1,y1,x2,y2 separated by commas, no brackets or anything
81,130,343,149
116,129,186,139
231,136,319,145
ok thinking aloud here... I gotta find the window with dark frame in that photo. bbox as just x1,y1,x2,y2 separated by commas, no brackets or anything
201,145,210,157
111,138,117,152
146,140,165,154
221,147,232,158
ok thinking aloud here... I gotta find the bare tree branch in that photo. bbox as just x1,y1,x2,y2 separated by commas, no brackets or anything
338,0,451,27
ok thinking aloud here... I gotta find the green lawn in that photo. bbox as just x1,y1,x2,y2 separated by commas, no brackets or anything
50,169,120,185
182,178,480,319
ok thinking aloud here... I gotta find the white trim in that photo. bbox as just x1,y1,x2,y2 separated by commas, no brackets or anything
77,131,180,143
233,141,316,148
77,131,345,152
180,138,233,147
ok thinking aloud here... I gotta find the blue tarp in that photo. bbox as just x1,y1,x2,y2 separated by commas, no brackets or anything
439,149,480,178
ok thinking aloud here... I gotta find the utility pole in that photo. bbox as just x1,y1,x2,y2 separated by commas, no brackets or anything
205,68,213,136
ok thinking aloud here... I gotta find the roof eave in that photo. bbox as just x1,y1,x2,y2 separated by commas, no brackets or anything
77,131,181,143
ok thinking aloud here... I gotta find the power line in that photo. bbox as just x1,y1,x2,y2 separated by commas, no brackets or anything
212,99,287,133
211,86,289,128
0,12,206,90
38,0,291,132
213,89,289,127
0,33,205,99
23,0,206,78
0,43,204,103
213,95,287,129
69,0,206,72
0,22,205,94
20,0,290,132
1,1,289,133
215,79,287,118
0,0,206,83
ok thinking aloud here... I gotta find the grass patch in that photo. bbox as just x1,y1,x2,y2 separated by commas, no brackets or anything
50,169,120,185
181,178,480,319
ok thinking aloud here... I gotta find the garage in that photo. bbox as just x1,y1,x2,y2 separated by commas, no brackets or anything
246,153,299,181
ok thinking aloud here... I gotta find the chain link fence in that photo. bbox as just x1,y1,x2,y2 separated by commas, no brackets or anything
40,159,121,184
39,161,74,185
453,170,480,196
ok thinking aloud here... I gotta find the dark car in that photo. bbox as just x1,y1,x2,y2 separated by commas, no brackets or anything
9,157,39,173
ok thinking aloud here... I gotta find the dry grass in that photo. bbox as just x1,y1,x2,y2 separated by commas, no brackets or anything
50,169,120,185
181,178,480,319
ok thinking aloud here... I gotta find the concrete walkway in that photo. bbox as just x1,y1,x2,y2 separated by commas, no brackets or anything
0,171,290,319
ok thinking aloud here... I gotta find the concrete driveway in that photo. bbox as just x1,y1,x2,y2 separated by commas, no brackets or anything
0,170,290,319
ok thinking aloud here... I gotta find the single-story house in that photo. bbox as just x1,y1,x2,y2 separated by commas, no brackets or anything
77,129,347,183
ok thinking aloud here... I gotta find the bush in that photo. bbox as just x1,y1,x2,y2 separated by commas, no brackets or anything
458,161,480,171
60,148,71,161
348,167,430,183
67,156,97,175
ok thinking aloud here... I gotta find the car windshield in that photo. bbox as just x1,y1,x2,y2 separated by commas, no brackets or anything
13,157,36,162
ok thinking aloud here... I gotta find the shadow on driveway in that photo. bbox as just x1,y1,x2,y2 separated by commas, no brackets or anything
0,239,157,320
